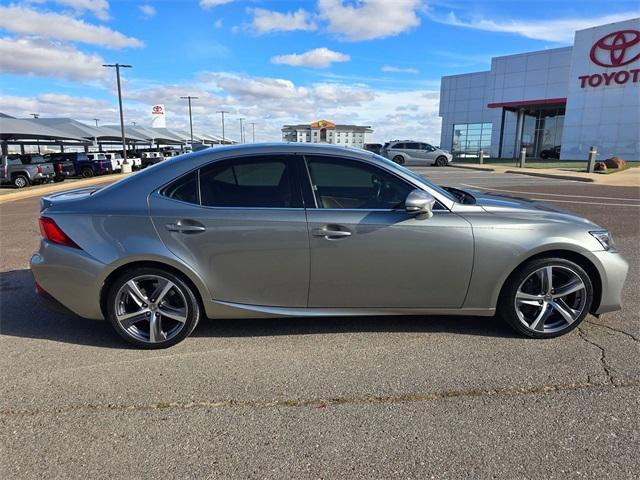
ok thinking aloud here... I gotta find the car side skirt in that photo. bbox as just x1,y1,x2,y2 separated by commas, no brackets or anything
205,299,495,319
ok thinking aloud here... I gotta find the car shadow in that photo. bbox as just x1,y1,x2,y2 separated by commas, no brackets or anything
0,269,518,349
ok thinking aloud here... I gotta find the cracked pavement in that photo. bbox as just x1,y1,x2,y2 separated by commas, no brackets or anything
1,169,638,479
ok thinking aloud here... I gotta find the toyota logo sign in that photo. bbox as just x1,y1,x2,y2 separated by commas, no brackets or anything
589,29,640,67
152,105,164,114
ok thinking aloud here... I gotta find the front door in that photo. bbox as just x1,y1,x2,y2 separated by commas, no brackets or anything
149,154,309,307
303,155,474,308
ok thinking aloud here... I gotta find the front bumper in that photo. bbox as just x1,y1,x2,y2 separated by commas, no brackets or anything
30,240,106,319
591,250,629,314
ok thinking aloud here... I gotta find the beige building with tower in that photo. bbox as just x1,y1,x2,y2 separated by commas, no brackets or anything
282,120,373,148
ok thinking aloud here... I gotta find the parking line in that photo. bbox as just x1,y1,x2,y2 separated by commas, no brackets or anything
461,184,640,202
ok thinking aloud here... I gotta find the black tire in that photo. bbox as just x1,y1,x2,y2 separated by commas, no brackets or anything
106,267,201,349
498,257,593,338
435,156,448,167
12,174,30,188
81,167,94,178
392,155,405,165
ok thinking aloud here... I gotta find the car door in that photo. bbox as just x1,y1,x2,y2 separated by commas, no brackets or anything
149,154,310,307
420,143,438,163
403,142,423,164
303,155,474,309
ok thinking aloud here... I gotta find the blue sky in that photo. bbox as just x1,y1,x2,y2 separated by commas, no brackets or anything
1,0,638,142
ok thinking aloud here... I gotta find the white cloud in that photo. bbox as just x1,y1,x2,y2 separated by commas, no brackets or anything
0,37,108,81
214,19,223,28
0,93,115,125
271,47,350,68
318,0,423,41
199,0,235,8
432,11,640,44
139,4,156,18
250,8,317,34
382,65,419,74
54,0,110,20
200,72,310,101
0,5,143,48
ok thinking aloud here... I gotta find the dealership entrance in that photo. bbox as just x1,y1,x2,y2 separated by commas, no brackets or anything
489,99,566,159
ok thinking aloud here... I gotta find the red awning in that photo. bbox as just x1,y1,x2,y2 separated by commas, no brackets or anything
487,97,567,109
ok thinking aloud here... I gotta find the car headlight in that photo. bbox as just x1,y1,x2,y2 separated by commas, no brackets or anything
590,230,616,251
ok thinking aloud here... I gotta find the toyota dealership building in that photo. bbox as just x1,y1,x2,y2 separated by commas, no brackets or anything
439,17,640,161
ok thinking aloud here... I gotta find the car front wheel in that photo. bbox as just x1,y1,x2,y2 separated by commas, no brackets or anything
498,257,593,338
435,156,448,167
13,175,30,188
106,267,201,348
392,155,405,165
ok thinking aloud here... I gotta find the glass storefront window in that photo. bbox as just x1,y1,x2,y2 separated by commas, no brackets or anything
452,123,492,158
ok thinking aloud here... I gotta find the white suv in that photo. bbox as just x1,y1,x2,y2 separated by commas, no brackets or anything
381,140,452,167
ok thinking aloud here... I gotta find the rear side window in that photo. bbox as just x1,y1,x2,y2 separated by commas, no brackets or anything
199,156,298,208
405,143,420,150
161,171,199,204
393,143,405,149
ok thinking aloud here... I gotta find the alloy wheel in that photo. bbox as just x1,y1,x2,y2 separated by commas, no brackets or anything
114,274,189,343
514,265,587,334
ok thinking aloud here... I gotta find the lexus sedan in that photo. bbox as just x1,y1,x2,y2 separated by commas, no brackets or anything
31,144,628,348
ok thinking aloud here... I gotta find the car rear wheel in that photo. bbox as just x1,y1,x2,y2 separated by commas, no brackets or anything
13,174,30,188
498,257,593,338
81,167,94,178
435,156,448,167
106,267,201,348
392,155,405,165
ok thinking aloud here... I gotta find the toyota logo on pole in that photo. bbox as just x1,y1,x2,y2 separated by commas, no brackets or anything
589,29,640,67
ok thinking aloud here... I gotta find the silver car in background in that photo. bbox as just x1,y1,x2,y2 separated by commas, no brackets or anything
381,140,453,166
31,144,628,348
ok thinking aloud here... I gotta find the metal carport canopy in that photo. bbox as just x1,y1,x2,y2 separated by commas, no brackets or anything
0,118,89,143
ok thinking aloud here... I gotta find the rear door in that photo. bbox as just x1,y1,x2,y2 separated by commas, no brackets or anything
303,154,474,308
149,154,310,307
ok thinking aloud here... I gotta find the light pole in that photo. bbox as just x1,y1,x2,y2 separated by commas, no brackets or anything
180,96,198,144
217,110,228,144
239,118,244,144
30,114,40,153
93,118,99,127
102,63,132,166
250,122,256,143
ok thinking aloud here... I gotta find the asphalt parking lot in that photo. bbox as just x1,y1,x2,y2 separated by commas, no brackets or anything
1,167,638,479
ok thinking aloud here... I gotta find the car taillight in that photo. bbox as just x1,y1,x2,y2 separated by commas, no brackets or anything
37,165,43,174
56,164,63,173
39,217,80,249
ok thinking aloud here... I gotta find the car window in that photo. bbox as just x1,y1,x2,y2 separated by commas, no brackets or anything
199,155,299,208
405,143,420,150
393,143,405,149
305,156,414,210
162,171,199,204
6,156,22,166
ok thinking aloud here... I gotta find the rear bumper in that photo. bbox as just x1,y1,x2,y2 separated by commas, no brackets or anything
30,240,106,319
591,250,629,314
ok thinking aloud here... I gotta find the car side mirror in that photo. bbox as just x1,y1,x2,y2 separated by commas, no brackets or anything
405,189,436,218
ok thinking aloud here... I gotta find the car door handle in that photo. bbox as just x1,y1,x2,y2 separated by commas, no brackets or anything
311,227,351,238
165,223,206,233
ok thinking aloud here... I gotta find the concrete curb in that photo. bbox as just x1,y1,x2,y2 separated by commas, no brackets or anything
0,173,127,205
449,164,495,172
504,170,595,183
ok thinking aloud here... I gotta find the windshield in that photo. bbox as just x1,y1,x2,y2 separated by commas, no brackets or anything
372,153,456,202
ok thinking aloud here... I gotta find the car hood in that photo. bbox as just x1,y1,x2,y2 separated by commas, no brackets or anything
467,189,601,228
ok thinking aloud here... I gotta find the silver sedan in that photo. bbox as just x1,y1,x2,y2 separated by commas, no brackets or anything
30,144,628,348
